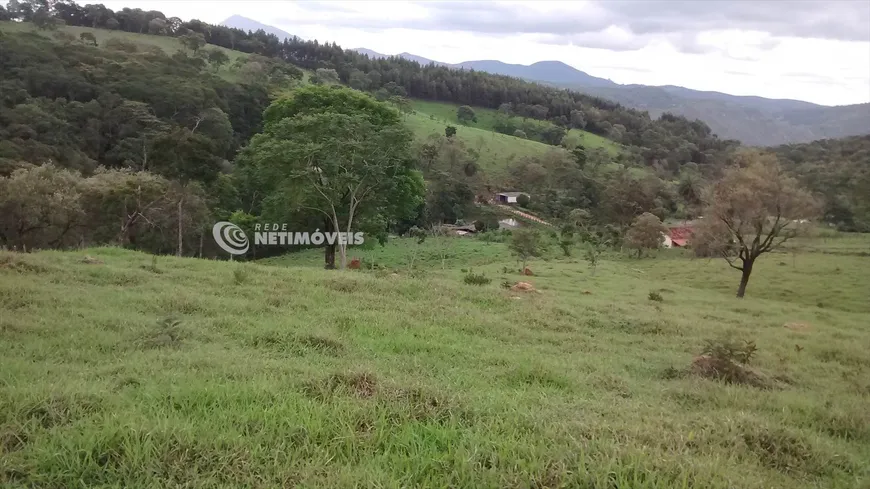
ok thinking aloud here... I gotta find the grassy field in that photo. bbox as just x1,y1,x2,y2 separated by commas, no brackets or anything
0,21,248,81
405,111,559,177
410,99,621,157
1,231,869,488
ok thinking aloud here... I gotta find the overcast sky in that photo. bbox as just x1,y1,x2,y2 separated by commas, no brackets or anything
101,0,870,106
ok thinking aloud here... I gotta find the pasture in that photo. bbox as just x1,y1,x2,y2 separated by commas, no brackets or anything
0,21,248,81
1,232,868,488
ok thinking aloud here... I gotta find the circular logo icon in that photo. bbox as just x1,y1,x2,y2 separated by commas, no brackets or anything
212,222,249,255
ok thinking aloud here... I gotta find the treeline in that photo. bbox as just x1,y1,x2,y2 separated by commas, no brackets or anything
0,23,280,254
2,0,739,172
772,135,870,232
0,30,275,178
0,165,219,254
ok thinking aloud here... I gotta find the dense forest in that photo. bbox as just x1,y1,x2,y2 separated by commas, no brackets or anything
772,136,870,232
0,0,867,258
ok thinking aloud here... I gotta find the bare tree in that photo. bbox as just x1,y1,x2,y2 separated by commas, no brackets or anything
697,151,818,298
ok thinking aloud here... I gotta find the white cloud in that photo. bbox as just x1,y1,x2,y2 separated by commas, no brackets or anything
99,0,870,106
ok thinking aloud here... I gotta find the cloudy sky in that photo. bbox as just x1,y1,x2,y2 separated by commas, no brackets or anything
102,0,870,106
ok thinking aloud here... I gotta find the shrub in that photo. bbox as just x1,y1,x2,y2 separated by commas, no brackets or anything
693,337,765,386
501,280,512,289
233,267,249,285
463,270,491,286
702,338,757,365
648,290,663,302
516,193,530,208
625,212,667,258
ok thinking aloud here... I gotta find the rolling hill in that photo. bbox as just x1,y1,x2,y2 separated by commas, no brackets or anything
353,48,870,147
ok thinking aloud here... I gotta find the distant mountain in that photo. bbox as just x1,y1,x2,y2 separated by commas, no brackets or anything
567,84,870,146
352,49,445,66
353,47,868,146
221,15,295,41
218,13,867,147
353,48,388,59
457,60,617,88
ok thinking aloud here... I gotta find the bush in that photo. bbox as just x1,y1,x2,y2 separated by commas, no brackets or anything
693,337,765,386
463,270,491,286
648,290,663,302
702,338,757,365
516,193,530,208
233,267,249,285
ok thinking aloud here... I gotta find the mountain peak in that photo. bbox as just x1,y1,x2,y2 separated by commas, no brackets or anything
221,15,295,41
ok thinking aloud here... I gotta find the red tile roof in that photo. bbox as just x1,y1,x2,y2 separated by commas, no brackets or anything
668,226,694,247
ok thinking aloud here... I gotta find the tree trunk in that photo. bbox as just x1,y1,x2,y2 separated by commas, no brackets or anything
176,197,183,257
736,259,754,298
323,218,336,269
339,243,347,270
198,232,203,258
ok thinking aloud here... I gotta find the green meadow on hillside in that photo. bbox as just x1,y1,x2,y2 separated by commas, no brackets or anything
1,20,612,175
0,21,251,81
1,232,869,488
410,99,622,156
405,111,559,177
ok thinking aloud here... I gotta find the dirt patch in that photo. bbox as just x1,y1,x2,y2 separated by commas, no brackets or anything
510,281,536,292
691,355,770,388
784,322,811,332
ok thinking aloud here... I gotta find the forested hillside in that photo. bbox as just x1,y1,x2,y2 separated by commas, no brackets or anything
0,0,738,172
1,0,868,259
772,135,870,232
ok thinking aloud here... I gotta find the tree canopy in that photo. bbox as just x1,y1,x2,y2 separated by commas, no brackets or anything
696,150,819,298
236,86,425,268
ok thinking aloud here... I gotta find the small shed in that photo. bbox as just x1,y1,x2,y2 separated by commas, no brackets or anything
497,192,529,204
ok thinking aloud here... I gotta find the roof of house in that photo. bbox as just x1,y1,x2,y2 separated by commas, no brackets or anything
497,192,528,197
668,226,694,247
668,226,693,238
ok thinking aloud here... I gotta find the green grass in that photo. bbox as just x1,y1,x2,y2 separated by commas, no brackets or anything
405,111,558,177
410,99,622,157
0,21,248,81
567,128,622,156
2,231,869,488
410,99,505,132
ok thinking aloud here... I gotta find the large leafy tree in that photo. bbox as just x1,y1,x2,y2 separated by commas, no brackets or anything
237,86,424,269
